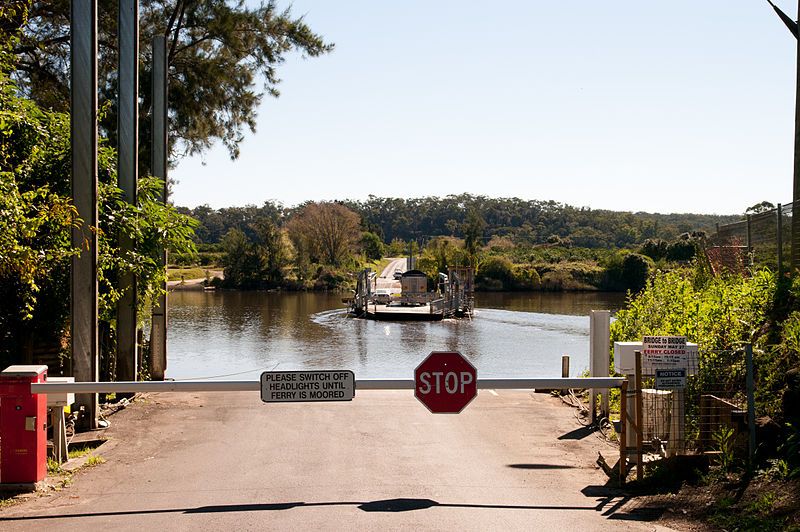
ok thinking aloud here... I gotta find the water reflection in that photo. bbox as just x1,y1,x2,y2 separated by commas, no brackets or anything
166,291,627,381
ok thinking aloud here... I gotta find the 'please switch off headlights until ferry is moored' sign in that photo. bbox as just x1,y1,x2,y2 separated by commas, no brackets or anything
260,370,355,403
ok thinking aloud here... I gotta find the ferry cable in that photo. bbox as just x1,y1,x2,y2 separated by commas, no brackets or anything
172,362,281,381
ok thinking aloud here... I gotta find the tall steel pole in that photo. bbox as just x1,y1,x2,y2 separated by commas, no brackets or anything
117,0,139,383
150,35,168,380
70,0,99,429
792,0,800,274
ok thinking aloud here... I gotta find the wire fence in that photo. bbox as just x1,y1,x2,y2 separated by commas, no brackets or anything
623,347,755,482
706,200,797,276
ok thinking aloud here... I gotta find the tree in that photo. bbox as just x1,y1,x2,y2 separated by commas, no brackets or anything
13,0,333,160
219,217,289,289
462,209,485,268
1,5,197,369
746,201,776,215
286,202,361,266
620,253,652,292
360,231,384,261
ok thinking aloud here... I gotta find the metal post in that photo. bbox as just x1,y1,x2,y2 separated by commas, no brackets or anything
590,310,610,423
149,35,168,381
619,379,628,485
70,0,99,430
778,204,784,277
793,0,800,274
625,371,637,464
117,0,139,383
635,350,644,481
745,343,756,467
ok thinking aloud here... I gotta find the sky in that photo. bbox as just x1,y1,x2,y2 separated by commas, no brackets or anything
171,1,799,215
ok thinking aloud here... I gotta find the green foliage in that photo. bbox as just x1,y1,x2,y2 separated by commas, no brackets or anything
712,425,737,471
0,54,197,368
13,1,333,160
0,68,76,365
475,255,541,291
476,255,514,291
666,236,699,262
360,231,384,261
342,194,738,249
97,175,198,322
286,202,361,266
220,218,290,289
620,253,652,292
611,266,798,422
46,457,62,474
386,238,408,257
641,238,668,261
462,209,485,268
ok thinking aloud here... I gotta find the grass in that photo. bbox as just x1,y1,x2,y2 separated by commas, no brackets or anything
0,496,19,509
167,267,207,282
85,454,106,467
67,440,105,460
47,457,62,474
68,446,94,460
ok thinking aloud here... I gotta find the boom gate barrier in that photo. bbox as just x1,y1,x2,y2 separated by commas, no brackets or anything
1,365,624,487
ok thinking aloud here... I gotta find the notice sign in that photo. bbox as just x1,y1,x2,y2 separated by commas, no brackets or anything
655,368,686,389
260,370,355,403
642,335,687,373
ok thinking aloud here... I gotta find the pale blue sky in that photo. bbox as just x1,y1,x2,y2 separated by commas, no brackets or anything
171,1,798,215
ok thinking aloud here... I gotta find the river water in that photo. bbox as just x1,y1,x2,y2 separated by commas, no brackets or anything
165,291,627,381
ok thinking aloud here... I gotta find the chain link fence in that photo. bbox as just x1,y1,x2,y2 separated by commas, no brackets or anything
706,200,796,275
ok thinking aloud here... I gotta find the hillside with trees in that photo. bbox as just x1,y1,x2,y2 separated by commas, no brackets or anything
181,194,739,250
175,195,739,292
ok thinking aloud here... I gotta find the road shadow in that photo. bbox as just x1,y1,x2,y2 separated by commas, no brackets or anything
0,497,601,521
507,463,577,470
558,425,597,440
581,484,667,522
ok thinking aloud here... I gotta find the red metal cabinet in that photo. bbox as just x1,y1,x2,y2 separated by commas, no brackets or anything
0,365,48,484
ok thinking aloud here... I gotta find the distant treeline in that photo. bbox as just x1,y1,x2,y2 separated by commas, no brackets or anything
178,194,740,248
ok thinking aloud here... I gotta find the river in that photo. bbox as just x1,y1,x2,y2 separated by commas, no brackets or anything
165,291,627,381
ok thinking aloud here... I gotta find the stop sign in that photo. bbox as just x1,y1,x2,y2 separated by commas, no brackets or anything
414,351,477,413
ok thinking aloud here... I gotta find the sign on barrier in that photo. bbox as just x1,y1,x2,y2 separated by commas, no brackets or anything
260,370,355,403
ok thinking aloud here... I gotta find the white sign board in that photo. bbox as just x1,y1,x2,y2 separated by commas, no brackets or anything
260,370,355,403
655,368,686,389
642,335,687,373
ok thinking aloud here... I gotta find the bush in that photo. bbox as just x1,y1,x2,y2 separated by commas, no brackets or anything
476,255,515,290
621,253,652,292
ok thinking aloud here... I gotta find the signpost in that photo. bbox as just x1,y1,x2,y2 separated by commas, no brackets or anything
655,368,686,389
641,335,692,458
414,351,477,414
260,371,355,403
642,335,688,372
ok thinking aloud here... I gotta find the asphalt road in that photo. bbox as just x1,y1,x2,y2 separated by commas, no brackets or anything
376,258,405,291
0,390,673,531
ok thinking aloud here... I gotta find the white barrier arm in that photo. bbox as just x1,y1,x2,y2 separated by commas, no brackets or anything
31,377,624,395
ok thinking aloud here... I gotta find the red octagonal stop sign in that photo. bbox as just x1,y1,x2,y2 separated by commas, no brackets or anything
414,351,477,414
